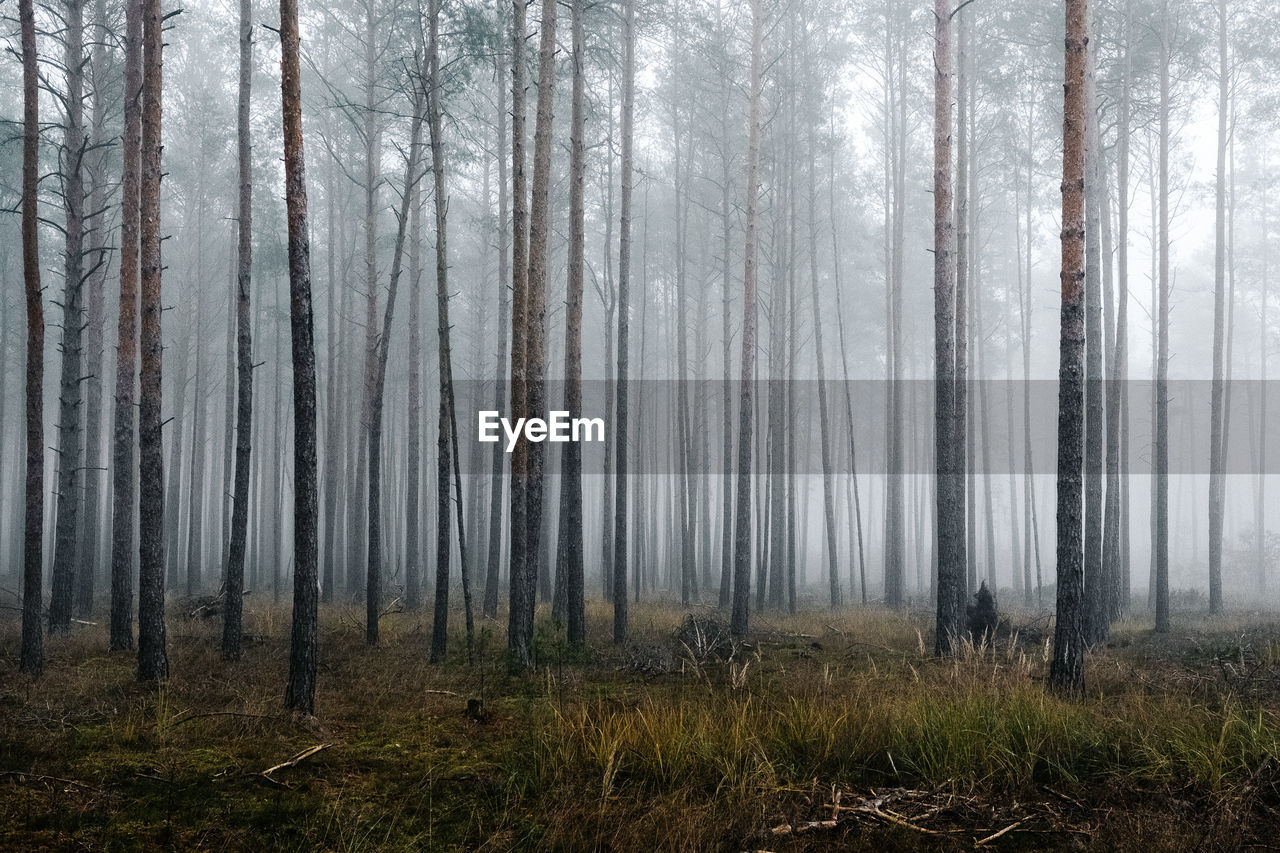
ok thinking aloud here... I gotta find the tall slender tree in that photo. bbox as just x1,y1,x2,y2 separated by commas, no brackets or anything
555,0,587,644
1154,2,1171,634
49,0,88,635
19,0,45,677
1207,0,1228,615
483,0,510,619
136,0,169,682
1049,0,1088,695
934,0,964,655
507,0,533,663
223,0,254,660
280,0,319,715
613,0,636,644
730,0,763,639
110,0,143,653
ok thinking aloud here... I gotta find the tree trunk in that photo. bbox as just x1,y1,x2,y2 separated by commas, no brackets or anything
372,91,423,648
507,0,533,663
933,0,964,655
612,0,636,643
730,0,763,639
357,0,380,610
1049,0,1087,695
280,0,319,714
19,0,45,676
136,0,169,682
1083,3,1105,643
222,0,254,659
1207,0,1228,615
483,0,510,619
49,0,88,635
1154,3,1171,634
555,0,587,644
76,0,111,618
511,0,557,662
406,123,423,612
809,125,840,609
716,0,733,609
428,0,475,662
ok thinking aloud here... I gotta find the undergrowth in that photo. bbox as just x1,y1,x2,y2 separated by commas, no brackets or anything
2,599,1279,850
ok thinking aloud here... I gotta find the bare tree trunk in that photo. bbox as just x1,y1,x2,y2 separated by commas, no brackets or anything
406,129,423,612
357,0,380,611
730,0,763,639
1258,156,1269,596
428,0,475,662
321,142,343,606
76,0,111,617
1020,99,1039,608
555,0,587,644
110,0,143,652
808,125,839,609
136,0,169,682
19,0,45,676
612,0,636,643
186,327,207,595
511,0,556,661
1154,3,1171,634
222,0,253,659
372,90,423,648
1049,0,1087,695
933,0,964,655
49,0,88,635
1083,3,1105,642
507,0,533,662
1103,0,1130,622
483,0,510,619
829,111,866,606
1207,0,1228,615
280,0,319,713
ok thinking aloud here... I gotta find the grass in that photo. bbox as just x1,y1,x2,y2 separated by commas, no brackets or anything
3,598,1280,850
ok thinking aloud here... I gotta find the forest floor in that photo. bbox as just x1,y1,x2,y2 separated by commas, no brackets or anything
3,596,1280,851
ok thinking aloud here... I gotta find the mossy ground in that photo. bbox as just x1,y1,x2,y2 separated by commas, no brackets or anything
3,598,1280,850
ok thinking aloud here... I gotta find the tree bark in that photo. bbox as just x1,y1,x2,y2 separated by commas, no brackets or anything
1083,2,1105,643
427,0,473,662
1207,0,1228,615
612,0,636,643
222,0,254,659
934,0,964,655
1049,0,1087,695
280,0,320,714
49,0,88,635
1154,3,1171,634
19,0,45,676
136,0,169,682
507,0,532,662
76,0,111,618
554,0,587,644
730,0,763,639
483,0,510,619
809,125,840,609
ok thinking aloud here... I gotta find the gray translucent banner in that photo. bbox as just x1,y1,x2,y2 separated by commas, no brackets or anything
444,380,1280,475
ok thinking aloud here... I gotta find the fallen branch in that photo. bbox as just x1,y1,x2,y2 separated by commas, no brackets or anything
975,819,1025,846
0,770,103,794
261,743,332,785
857,805,948,836
162,710,276,731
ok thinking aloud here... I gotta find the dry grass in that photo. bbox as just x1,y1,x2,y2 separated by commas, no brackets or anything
3,597,1280,850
